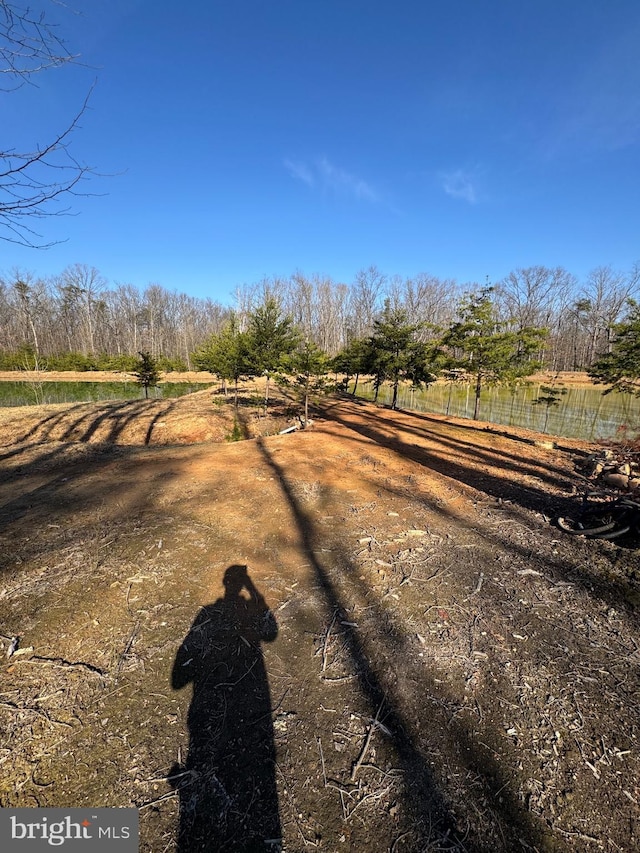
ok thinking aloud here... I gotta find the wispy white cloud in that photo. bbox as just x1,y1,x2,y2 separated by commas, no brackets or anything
439,169,478,204
284,159,315,187
316,157,378,202
284,156,378,203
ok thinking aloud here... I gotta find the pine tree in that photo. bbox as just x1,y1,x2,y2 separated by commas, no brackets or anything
532,382,568,433
192,314,250,407
368,302,438,410
331,338,372,395
589,301,640,395
442,288,546,420
134,351,161,399
279,339,331,425
246,298,299,409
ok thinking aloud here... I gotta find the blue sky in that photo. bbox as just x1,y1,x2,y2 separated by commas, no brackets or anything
3,0,640,303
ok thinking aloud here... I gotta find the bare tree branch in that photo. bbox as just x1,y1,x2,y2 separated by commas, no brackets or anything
0,0,78,86
0,1,94,247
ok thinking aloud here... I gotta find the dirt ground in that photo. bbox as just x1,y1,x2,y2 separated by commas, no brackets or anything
1,382,639,852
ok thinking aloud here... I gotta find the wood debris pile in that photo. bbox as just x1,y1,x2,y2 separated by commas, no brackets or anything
580,448,640,493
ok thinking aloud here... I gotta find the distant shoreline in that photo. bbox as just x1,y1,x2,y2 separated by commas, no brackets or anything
0,369,601,388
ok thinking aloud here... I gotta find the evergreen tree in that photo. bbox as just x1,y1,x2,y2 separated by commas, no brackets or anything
134,351,160,399
589,301,640,395
246,298,299,408
532,382,568,433
331,337,372,395
442,288,546,420
279,339,332,425
368,303,438,410
192,314,250,407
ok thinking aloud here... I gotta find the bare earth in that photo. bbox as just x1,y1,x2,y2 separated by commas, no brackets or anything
0,384,639,852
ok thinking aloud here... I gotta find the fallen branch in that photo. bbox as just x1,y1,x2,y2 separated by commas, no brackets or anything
138,790,178,811
321,610,339,673
346,784,392,820
8,656,107,678
391,831,412,852
317,737,327,786
114,620,141,677
465,572,485,601
351,697,386,782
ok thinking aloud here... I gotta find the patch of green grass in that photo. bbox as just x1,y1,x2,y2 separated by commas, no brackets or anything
225,418,244,442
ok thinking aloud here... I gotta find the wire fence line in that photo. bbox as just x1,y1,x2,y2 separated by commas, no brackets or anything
357,381,640,441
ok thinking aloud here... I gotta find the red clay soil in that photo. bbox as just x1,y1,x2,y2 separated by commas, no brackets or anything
0,388,638,852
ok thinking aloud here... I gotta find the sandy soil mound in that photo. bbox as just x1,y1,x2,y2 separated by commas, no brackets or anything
0,388,297,446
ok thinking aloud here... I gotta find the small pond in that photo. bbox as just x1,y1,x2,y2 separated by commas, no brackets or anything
0,381,214,408
357,380,640,442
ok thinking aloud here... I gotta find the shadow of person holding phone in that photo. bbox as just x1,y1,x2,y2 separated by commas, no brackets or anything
170,565,281,851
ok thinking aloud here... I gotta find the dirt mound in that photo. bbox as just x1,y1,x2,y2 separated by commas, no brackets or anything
0,388,296,446
1,394,638,852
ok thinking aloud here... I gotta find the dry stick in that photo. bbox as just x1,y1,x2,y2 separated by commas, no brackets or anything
553,826,600,845
322,609,339,673
351,697,385,782
317,737,327,787
115,620,141,677
218,657,258,688
255,686,291,724
391,830,412,853
409,566,448,584
573,736,601,780
138,790,178,811
465,572,485,601
144,769,192,785
338,788,348,822
0,699,72,728
322,674,356,683
346,785,393,821
9,656,107,677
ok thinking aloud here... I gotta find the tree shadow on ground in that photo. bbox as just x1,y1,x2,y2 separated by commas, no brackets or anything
170,565,281,852
320,400,640,619
0,399,181,447
256,438,548,851
321,399,578,515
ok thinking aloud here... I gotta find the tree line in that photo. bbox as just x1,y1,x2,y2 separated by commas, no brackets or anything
1,262,639,379
192,288,550,420
0,264,228,370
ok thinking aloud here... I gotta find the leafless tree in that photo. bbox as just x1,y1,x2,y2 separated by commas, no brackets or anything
60,263,106,355
348,265,387,340
497,266,575,330
1,1,93,246
577,264,640,362
496,266,577,369
388,273,459,341
3,260,640,375
280,272,350,355
284,271,314,335
316,277,350,354
233,276,288,333
0,268,50,354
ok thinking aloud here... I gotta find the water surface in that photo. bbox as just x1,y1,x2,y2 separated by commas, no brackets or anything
357,381,640,441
